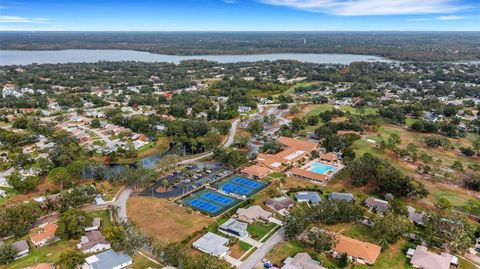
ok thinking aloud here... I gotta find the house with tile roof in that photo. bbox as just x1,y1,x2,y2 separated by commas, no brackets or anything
30,223,58,247
332,234,382,265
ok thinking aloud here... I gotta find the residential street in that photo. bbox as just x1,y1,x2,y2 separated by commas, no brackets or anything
238,228,285,269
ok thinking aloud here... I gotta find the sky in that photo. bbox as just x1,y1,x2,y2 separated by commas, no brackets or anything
0,0,479,31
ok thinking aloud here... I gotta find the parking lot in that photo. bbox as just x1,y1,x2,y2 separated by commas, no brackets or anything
138,162,233,199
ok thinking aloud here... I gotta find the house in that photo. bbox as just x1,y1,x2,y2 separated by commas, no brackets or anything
289,167,328,183
84,249,132,269
407,206,426,226
85,217,102,232
407,245,458,269
333,234,381,265
281,252,326,269
219,218,249,238
25,263,54,269
78,231,111,254
240,165,272,179
295,191,322,204
12,240,30,259
265,197,294,215
238,106,252,113
236,205,272,224
328,192,354,202
255,136,318,171
192,232,230,258
364,197,389,214
30,223,58,247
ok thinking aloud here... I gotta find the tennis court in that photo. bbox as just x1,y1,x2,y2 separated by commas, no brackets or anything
218,176,267,197
183,189,240,216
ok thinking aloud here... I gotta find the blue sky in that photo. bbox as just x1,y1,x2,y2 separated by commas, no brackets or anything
0,0,479,31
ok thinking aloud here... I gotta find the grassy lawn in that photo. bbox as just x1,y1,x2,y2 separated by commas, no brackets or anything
0,188,17,206
265,240,305,265
230,240,253,259
92,181,122,201
127,196,213,243
428,184,480,216
305,104,377,117
247,222,278,241
0,240,75,269
355,240,414,269
131,254,160,269
87,210,113,229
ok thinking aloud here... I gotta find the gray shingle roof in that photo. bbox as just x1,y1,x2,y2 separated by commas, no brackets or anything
328,192,354,202
85,249,132,269
12,240,29,253
295,192,321,204
219,218,248,237
192,232,229,257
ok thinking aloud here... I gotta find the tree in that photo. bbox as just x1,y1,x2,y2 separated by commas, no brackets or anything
48,167,72,190
307,229,337,252
0,244,16,265
284,214,307,240
423,212,476,253
7,172,38,193
103,222,145,255
372,212,412,245
56,250,84,269
56,209,92,240
162,179,169,190
338,252,349,268
435,198,452,211
247,120,263,134
465,199,480,217
0,201,42,238
451,160,464,172
90,118,101,128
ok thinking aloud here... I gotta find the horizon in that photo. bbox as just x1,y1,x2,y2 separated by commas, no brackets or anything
0,0,479,31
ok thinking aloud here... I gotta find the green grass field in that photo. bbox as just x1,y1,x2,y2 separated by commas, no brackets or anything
305,104,377,117
247,222,278,241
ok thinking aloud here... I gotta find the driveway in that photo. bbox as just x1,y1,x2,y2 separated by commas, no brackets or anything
111,187,132,221
238,228,285,269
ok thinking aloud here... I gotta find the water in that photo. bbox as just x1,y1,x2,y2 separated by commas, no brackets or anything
0,49,392,66
309,162,337,175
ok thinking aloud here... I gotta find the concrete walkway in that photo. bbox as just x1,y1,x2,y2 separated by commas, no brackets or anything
224,255,242,267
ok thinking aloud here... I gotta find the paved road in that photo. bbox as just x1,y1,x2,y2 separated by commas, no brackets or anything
111,187,132,221
238,228,285,269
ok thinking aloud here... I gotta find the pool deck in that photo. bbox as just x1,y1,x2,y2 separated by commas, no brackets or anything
289,159,344,185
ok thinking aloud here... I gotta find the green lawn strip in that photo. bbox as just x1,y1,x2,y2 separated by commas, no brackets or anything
132,254,161,269
87,210,113,229
238,240,253,251
259,224,281,243
430,187,480,216
240,246,257,261
265,240,305,265
0,240,74,269
355,241,415,269
247,222,278,241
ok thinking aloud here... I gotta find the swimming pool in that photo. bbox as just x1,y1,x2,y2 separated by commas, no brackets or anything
308,162,337,175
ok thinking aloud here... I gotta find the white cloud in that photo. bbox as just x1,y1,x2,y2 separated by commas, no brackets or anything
0,16,50,23
259,0,468,16
407,15,465,21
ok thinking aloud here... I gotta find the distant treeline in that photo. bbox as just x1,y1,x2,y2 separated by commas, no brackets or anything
1,31,480,62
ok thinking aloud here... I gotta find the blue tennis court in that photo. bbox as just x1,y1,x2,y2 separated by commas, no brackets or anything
218,176,267,197
183,189,240,216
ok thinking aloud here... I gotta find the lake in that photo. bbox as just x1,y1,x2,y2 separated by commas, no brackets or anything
0,49,392,65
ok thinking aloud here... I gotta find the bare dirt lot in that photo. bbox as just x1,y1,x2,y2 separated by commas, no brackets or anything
127,196,213,243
